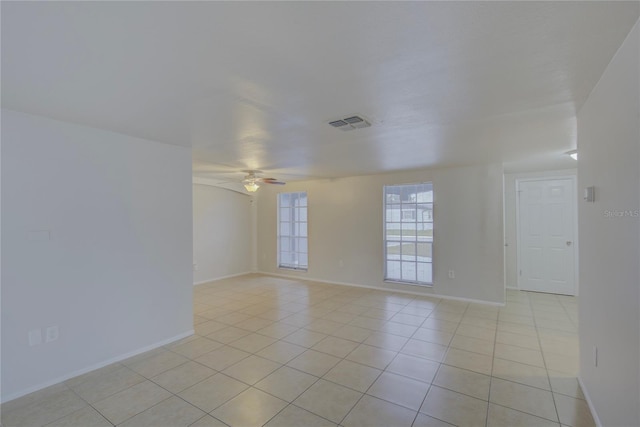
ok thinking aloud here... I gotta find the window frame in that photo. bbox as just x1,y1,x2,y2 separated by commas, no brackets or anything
383,182,434,286
277,191,308,271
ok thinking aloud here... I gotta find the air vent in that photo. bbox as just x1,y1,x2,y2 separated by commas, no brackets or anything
328,115,371,131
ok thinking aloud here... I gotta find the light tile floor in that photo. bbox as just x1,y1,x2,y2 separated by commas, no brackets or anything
2,274,594,427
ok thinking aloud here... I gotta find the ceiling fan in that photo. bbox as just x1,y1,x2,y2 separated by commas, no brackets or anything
241,170,286,192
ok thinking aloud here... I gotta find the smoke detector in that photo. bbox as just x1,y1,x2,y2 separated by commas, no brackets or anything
328,115,371,131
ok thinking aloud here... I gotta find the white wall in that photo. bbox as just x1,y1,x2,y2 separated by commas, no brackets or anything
577,20,639,427
504,169,577,289
257,164,505,304
1,110,193,401
193,184,254,284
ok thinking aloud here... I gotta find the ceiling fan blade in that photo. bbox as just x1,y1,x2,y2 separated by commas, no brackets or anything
263,181,286,185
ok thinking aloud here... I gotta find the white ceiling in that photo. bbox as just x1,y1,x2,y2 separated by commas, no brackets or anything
2,2,638,182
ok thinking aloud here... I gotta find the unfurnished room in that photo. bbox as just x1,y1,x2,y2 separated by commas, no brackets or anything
1,1,639,427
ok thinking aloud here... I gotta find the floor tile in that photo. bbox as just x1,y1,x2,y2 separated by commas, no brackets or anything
312,336,360,358
206,325,251,343
450,334,494,356
386,353,439,383
345,344,397,369
547,370,584,399
433,364,491,400
189,415,229,427
489,378,558,422
211,388,287,427
332,325,373,342
257,322,300,339
195,345,251,371
69,365,145,403
2,389,87,427
283,329,328,347
364,332,410,351
412,328,454,346
222,355,281,385
255,366,318,402
228,332,277,353
492,358,551,391
554,393,595,427
412,413,456,426
342,395,416,427
293,379,363,424
151,361,216,394
118,396,204,427
366,371,430,410
420,386,488,427
495,343,545,368
45,406,112,427
443,348,493,375
487,403,560,427
169,337,223,359
257,340,308,364
125,350,189,378
264,404,337,427
323,359,381,392
401,339,448,362
496,330,541,350
93,381,171,425
178,373,248,412
287,349,341,377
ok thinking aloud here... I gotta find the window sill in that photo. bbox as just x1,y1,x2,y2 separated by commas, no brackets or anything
384,279,433,288
278,266,308,272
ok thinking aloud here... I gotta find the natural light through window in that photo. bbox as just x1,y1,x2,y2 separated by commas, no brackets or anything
278,192,308,270
384,183,433,285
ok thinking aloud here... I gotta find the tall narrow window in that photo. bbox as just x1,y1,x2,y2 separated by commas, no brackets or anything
278,192,308,270
384,183,433,285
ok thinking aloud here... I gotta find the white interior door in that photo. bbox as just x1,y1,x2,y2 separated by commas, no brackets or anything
517,177,576,295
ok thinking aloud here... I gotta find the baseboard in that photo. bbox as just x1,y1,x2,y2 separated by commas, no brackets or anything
194,271,253,286
578,376,603,427
506,286,518,290
260,271,505,307
1,329,194,404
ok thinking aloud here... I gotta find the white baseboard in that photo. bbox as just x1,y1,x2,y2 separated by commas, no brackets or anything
1,329,194,404
260,271,505,307
577,376,602,427
194,271,253,286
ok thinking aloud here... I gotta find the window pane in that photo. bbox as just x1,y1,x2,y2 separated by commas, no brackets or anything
299,222,308,237
299,253,308,267
401,185,417,202
386,223,401,240
280,222,290,236
417,243,432,262
279,193,290,207
298,194,307,206
387,260,401,280
279,237,291,252
298,207,307,222
417,263,432,283
386,206,401,222
298,237,308,253
280,208,291,222
401,262,417,281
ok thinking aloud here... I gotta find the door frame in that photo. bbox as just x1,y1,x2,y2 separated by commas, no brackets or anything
515,175,579,295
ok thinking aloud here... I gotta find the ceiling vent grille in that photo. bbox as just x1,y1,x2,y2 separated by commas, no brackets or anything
328,115,371,131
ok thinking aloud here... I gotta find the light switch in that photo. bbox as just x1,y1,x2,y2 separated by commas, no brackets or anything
583,186,595,202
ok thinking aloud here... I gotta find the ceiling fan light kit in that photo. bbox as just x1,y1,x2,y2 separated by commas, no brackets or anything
241,170,286,192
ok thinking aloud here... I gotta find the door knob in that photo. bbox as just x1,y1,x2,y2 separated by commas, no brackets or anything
566,241,572,246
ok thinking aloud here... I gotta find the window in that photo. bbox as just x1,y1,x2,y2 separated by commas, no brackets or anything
278,192,308,270
384,183,433,285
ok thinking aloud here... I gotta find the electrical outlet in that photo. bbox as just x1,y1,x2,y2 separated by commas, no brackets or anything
45,326,59,343
28,329,42,346
448,270,455,279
